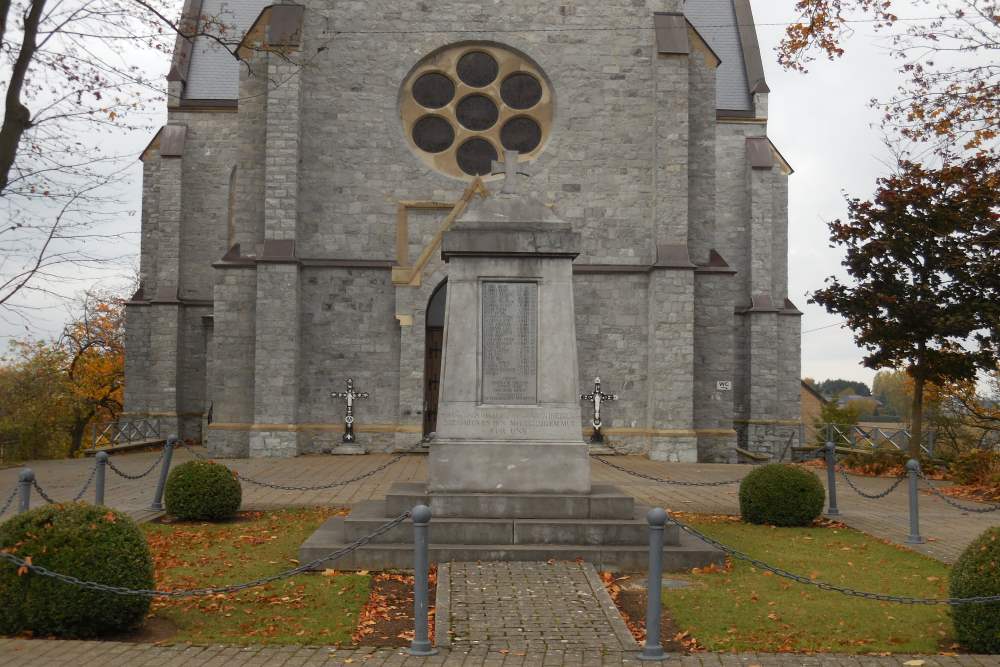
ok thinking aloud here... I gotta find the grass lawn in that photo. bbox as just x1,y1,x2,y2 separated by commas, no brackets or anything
664,515,954,655
143,507,370,646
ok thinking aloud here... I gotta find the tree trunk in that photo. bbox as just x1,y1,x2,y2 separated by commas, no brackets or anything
0,0,47,194
910,374,925,460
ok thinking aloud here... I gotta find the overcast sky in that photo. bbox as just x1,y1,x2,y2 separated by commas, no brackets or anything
0,0,938,389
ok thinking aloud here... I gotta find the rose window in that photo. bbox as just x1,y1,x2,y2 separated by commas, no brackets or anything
401,44,554,180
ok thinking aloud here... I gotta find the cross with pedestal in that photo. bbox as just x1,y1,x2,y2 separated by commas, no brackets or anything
491,149,532,194
581,377,618,444
331,378,369,443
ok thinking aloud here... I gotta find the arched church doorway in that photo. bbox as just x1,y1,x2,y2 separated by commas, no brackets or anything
423,281,447,436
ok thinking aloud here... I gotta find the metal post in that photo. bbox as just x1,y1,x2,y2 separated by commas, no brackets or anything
825,441,840,516
95,452,108,506
408,504,437,656
639,508,667,661
17,468,33,514
150,436,177,511
906,459,924,544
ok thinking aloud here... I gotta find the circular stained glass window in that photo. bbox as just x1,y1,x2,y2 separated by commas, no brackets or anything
456,138,499,176
500,117,542,154
412,116,455,153
412,73,455,109
401,44,554,180
501,73,543,110
456,94,499,131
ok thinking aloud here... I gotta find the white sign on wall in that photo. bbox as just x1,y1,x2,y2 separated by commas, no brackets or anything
716,381,733,392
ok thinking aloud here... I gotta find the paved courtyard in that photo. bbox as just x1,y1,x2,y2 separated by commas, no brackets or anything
2,449,997,563
1,640,999,666
3,450,1000,665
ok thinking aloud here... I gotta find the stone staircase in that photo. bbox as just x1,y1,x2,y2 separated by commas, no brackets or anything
300,482,723,571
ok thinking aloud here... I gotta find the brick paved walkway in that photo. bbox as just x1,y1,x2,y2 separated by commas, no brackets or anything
1,639,999,666
2,451,996,563
443,562,637,653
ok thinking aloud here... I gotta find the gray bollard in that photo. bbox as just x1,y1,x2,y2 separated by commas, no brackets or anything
906,459,924,544
639,508,668,662
150,436,177,511
18,468,33,514
408,504,437,656
825,441,840,516
95,452,109,506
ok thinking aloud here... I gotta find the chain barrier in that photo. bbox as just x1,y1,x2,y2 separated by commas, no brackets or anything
0,512,410,598
0,487,16,516
71,465,98,502
917,470,1000,514
107,450,165,480
31,479,57,505
177,441,406,492
235,455,407,491
838,469,906,500
594,456,745,487
669,514,1000,606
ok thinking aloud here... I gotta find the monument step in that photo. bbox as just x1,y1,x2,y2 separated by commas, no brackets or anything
301,517,722,572
384,481,635,520
342,500,676,546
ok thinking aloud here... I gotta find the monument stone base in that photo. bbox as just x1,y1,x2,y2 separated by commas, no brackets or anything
299,481,724,572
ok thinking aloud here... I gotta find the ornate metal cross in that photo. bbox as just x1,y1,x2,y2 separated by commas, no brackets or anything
331,378,370,443
491,149,532,194
581,377,618,444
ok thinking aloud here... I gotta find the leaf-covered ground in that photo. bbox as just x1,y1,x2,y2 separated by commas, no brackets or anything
661,514,953,654
143,508,370,646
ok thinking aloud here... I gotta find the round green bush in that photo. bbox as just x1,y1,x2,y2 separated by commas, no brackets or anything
0,503,154,638
164,460,242,521
951,527,1000,653
739,464,825,527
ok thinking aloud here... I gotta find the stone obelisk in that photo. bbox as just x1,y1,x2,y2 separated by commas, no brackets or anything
429,152,590,495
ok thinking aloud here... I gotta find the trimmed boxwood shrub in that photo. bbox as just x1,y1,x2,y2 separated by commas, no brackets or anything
164,460,242,521
0,503,153,638
739,464,825,527
951,526,1000,653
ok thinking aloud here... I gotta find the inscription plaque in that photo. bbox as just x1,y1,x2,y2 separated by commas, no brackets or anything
481,282,538,404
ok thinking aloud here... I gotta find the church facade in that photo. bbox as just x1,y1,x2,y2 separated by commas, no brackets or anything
124,0,802,462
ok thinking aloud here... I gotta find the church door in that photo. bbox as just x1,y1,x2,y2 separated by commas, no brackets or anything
423,282,447,436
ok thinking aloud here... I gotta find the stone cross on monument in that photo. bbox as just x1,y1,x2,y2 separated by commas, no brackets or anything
331,378,369,443
581,377,618,444
491,149,532,194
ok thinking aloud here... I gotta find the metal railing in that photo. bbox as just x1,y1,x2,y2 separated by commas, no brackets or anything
89,417,162,451
815,423,935,457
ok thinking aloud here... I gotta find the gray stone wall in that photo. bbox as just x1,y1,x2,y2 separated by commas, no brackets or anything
298,267,401,437
206,267,257,457
574,273,650,452
234,55,267,250
294,0,680,265
646,270,696,462
687,51,717,264
123,305,151,416
172,111,240,300
693,270,736,462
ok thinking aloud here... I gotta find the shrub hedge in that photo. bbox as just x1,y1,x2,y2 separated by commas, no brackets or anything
951,526,1000,653
739,464,825,527
0,503,154,638
164,460,242,521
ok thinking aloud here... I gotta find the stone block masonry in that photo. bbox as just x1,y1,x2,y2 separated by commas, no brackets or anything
125,0,801,461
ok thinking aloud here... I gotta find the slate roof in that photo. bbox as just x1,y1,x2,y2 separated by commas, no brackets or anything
177,0,765,111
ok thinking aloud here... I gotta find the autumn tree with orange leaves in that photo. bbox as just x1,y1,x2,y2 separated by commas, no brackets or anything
779,0,999,153
0,289,125,460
